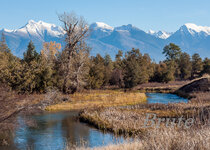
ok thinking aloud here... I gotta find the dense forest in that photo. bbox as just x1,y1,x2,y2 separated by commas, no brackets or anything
0,14,210,94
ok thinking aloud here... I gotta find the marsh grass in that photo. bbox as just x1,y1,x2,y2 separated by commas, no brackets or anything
73,127,210,150
79,94,210,133
76,93,210,150
46,90,147,111
78,92,210,150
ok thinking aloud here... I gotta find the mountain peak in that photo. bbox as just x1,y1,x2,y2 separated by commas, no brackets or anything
28,19,36,24
147,30,172,39
25,20,57,28
181,23,210,35
115,24,140,31
148,29,155,34
90,22,113,31
13,20,65,37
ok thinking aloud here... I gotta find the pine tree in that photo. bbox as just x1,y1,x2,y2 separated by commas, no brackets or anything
179,52,192,79
151,62,168,82
110,50,125,87
123,48,151,88
88,54,105,89
163,60,176,82
114,50,123,69
38,42,61,92
162,43,182,81
202,58,210,75
0,33,11,53
23,41,39,64
103,54,113,86
163,43,181,61
191,53,203,78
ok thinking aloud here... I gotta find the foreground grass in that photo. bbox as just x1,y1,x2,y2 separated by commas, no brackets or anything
72,127,210,150
46,90,147,111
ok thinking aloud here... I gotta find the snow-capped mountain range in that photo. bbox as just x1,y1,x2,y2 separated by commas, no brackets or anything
0,20,210,61
147,30,172,39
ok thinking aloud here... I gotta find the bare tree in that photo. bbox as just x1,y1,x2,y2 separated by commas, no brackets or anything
69,41,90,92
58,12,90,94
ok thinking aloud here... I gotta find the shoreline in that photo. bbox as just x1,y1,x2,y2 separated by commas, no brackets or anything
0,78,209,147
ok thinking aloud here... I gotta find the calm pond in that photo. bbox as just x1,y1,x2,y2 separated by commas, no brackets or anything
4,93,188,150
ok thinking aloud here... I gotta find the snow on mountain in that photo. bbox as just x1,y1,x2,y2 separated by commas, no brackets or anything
167,23,210,57
17,20,65,37
90,24,166,60
90,22,113,31
183,23,210,35
1,21,210,61
0,20,65,56
115,24,140,31
148,30,172,39
89,22,113,39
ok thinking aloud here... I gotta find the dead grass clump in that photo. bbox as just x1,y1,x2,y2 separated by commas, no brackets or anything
79,107,147,135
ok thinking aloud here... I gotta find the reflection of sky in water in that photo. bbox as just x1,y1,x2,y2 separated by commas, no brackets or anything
15,114,66,150
14,112,128,150
146,93,188,104
13,93,186,150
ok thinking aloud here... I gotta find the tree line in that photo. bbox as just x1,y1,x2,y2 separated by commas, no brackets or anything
0,13,209,94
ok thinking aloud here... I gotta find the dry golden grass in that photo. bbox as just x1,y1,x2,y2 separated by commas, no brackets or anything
79,107,148,135
77,92,210,150
79,92,210,136
46,90,147,111
73,127,210,150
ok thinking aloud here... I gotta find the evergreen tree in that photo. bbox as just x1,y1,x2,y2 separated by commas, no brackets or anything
103,54,113,86
0,34,20,88
23,41,39,64
88,54,105,89
110,50,125,87
151,62,168,82
163,43,181,61
202,58,210,75
0,33,11,53
38,42,61,92
124,48,151,88
191,53,203,78
162,43,182,81
163,60,176,82
179,52,192,79
114,50,123,69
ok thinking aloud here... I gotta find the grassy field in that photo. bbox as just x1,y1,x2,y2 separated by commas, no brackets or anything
46,90,147,111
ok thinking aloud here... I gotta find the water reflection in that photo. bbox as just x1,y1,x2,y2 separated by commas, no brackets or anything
13,112,128,150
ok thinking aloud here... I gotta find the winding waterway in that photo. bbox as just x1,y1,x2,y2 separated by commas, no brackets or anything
3,93,188,150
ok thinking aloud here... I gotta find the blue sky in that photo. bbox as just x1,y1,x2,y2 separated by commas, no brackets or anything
1,0,210,32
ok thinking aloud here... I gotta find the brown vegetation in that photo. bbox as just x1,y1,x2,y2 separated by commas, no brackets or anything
0,85,60,145
135,80,190,92
74,127,210,150
46,90,147,111
78,86,210,150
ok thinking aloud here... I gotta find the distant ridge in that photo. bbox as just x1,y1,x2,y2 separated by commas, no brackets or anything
0,21,210,61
